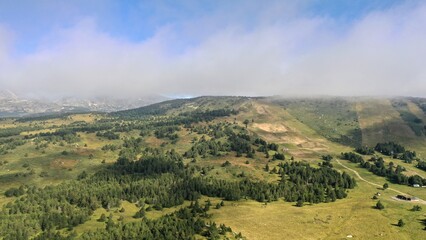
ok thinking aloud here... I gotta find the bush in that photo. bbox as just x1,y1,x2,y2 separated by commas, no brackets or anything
375,201,384,210
411,205,422,211
383,183,389,190
221,161,231,167
273,153,285,160
4,187,25,197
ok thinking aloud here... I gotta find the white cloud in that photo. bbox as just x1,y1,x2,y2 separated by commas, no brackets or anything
0,1,425,98
284,2,426,97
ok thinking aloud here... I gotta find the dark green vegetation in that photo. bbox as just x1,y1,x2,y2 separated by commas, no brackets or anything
355,146,375,155
1,96,426,239
417,161,426,171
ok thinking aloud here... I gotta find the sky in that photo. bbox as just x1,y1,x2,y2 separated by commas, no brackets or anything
0,0,425,99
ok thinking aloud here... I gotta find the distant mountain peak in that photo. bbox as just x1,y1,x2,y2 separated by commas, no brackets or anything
0,93,169,118
0,90,18,100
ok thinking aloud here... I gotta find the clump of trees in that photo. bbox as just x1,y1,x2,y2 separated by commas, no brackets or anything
375,142,405,156
184,136,229,158
374,142,417,163
96,130,119,140
341,152,364,163
273,153,285,160
355,146,375,155
0,138,26,155
154,126,180,140
4,186,26,197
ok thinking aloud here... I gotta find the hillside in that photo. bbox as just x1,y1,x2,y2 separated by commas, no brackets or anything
0,96,425,239
115,96,426,150
0,91,167,117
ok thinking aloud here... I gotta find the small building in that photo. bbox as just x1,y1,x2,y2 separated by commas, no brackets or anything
396,195,412,201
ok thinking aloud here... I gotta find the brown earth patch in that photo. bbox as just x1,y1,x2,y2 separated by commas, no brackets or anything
253,123,289,133
75,148,94,156
50,159,78,169
144,136,164,147
254,104,270,115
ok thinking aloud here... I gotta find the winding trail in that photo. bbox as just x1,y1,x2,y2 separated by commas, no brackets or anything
335,159,426,205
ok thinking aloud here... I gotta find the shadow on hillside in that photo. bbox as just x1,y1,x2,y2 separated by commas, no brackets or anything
359,119,423,146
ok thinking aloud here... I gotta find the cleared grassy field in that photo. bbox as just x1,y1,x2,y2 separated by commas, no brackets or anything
212,164,426,240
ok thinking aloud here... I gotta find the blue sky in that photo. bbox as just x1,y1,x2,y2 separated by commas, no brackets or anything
0,0,404,55
0,0,424,98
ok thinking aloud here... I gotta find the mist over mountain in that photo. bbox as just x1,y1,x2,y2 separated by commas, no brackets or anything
0,90,168,117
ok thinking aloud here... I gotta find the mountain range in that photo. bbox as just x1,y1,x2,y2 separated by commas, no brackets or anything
0,90,168,117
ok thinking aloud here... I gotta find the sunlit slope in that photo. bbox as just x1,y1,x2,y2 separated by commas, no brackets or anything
251,97,425,152
234,99,352,159
355,98,426,154
115,96,425,155
267,97,362,147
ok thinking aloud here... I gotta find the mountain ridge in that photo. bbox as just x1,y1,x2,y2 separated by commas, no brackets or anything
0,90,168,117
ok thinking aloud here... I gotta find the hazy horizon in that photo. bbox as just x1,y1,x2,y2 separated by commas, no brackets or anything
0,0,425,98
3,88,426,102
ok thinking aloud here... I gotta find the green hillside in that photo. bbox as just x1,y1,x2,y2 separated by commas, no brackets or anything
0,96,425,239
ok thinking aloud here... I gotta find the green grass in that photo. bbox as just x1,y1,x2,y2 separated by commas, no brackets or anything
0,117,122,193
212,163,426,240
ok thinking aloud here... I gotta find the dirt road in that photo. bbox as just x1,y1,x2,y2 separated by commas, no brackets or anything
335,159,426,205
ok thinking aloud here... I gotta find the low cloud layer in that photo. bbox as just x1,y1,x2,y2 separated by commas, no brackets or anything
0,1,425,98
